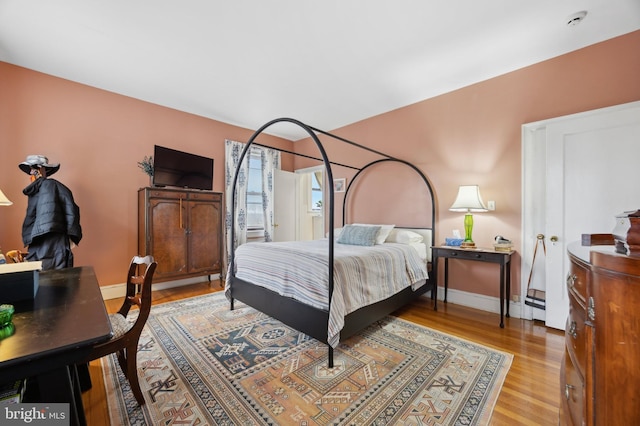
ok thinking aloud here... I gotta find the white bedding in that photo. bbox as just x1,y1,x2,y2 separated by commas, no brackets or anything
226,239,429,347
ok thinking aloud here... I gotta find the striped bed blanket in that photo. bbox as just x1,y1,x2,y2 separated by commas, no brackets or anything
226,239,429,347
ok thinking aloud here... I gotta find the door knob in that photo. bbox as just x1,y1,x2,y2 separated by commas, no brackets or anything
550,236,559,242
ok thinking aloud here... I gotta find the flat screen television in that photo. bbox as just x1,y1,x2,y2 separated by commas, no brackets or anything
152,145,214,190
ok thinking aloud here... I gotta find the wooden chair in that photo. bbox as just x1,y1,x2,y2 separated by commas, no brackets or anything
81,255,157,405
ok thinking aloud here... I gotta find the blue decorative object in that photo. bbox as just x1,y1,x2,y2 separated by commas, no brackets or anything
337,224,381,246
445,238,464,247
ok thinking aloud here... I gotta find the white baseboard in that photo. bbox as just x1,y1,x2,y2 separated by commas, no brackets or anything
102,277,522,320
421,286,523,319
100,274,221,300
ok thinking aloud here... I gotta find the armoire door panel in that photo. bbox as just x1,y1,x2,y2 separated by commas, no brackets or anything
150,198,188,278
188,201,222,273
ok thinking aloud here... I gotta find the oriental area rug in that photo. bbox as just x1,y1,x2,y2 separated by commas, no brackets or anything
101,291,512,425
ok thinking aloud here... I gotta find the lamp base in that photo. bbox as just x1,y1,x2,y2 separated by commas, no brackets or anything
460,241,476,248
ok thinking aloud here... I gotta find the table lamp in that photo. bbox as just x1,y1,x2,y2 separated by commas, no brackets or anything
449,185,487,248
0,189,12,206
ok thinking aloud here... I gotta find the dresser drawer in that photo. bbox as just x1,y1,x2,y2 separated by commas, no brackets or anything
148,189,185,200
561,349,585,426
441,249,503,263
566,296,588,376
567,259,588,304
188,191,221,202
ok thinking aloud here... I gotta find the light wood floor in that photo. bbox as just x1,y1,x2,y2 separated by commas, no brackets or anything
82,280,564,425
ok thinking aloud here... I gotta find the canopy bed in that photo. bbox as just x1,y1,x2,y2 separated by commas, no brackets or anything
226,118,437,367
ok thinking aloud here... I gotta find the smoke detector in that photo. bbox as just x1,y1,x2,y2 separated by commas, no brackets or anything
566,11,588,27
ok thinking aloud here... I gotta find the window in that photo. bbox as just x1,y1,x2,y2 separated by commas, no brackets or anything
246,149,263,230
311,171,323,211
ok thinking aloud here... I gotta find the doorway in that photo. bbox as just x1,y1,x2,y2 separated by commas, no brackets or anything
296,166,325,241
273,166,325,242
522,100,640,329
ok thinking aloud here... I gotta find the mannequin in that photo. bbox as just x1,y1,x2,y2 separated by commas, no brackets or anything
19,155,82,270
18,155,91,392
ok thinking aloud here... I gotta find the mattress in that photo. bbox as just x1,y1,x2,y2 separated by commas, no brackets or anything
226,239,429,347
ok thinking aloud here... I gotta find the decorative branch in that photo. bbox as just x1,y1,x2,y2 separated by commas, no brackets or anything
137,156,154,176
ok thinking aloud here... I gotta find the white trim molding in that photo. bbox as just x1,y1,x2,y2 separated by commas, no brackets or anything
425,286,523,320
100,274,220,300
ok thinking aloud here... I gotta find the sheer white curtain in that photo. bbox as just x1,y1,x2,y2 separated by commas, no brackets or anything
225,140,281,271
224,140,249,272
260,147,280,242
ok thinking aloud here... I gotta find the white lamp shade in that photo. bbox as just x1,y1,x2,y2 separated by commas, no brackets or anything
449,185,488,212
0,189,12,206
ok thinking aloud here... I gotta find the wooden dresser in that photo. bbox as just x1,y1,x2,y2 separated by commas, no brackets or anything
560,237,640,425
138,187,223,282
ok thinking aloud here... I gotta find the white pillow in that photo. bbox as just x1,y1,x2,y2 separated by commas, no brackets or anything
353,223,395,245
326,228,343,239
385,229,424,244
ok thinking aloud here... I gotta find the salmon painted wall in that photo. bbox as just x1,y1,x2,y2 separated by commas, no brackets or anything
295,30,640,300
1,30,639,298
0,63,293,286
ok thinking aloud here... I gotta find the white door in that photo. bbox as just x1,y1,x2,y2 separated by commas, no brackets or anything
273,170,298,242
522,101,640,329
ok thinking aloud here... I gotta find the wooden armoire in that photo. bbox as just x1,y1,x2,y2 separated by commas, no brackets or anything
138,187,223,282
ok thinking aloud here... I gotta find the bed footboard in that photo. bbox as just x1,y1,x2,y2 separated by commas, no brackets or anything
228,274,436,368
229,275,331,343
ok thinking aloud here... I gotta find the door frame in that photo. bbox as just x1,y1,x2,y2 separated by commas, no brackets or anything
521,100,640,323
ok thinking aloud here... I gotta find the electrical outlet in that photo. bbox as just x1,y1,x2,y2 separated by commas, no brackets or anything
513,295,520,302
487,200,496,211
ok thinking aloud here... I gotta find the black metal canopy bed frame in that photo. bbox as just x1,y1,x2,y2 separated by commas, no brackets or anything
227,117,437,367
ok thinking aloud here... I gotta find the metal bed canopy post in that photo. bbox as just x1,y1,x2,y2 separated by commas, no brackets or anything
342,158,436,248
229,118,336,305
228,117,437,367
229,117,438,291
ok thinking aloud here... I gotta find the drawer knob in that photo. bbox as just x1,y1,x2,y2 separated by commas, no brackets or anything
566,274,577,290
568,321,578,339
475,254,482,258
451,252,458,256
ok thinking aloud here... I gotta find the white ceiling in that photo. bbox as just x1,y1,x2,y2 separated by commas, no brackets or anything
1,1,639,140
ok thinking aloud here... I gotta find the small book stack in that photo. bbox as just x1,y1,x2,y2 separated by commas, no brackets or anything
494,243,513,252
493,236,513,252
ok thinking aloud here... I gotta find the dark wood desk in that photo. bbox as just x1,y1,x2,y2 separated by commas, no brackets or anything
0,266,112,425
432,246,514,328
